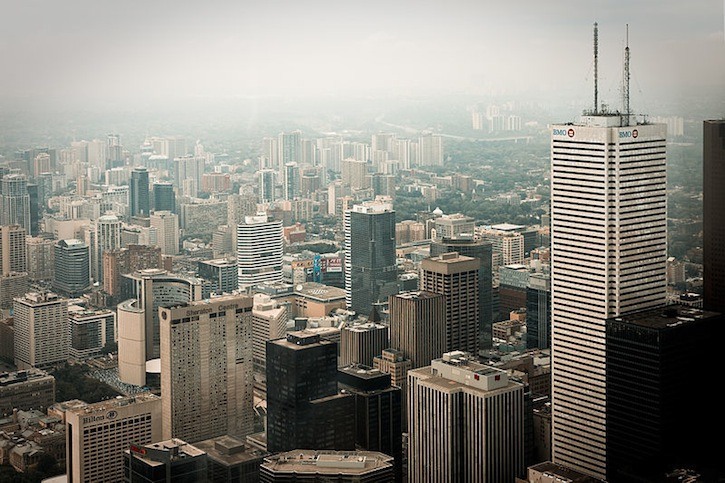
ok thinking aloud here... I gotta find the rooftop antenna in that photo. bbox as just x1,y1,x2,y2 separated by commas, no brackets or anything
593,22,599,114
622,24,631,126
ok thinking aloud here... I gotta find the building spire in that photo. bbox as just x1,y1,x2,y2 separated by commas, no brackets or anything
593,22,599,114
623,24,631,125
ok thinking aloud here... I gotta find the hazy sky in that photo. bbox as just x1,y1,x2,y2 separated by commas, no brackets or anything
1,0,723,106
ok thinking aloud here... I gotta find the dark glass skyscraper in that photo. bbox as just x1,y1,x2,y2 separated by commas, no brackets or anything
344,201,398,315
432,236,493,349
526,272,551,349
266,332,354,453
130,167,150,217
703,120,725,313
153,182,176,213
605,306,722,480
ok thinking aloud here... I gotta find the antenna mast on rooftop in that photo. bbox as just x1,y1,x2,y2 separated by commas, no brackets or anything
593,22,599,114
622,24,631,125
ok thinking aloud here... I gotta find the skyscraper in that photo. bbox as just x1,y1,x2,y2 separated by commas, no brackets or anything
408,352,525,482
283,162,300,200
344,200,397,314
0,224,27,275
526,272,551,349
257,169,277,203
150,210,180,255
550,114,667,478
130,167,150,217
339,321,389,367
417,133,443,167
93,214,121,283
278,130,301,176
266,331,354,453
53,239,91,297
153,181,176,213
159,294,255,442
0,174,31,232
252,294,287,387
421,252,480,355
703,120,725,313
431,236,494,350
388,291,446,369
236,215,283,289
14,292,69,369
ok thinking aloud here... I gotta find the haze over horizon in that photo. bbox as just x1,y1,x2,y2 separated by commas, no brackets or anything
1,0,724,113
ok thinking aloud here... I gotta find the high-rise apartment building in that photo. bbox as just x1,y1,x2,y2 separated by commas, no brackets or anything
278,131,301,175
0,174,31,232
159,294,255,442
283,162,300,200
14,292,69,369
550,115,667,478
703,120,725,313
53,239,91,297
93,214,121,283
341,158,369,190
344,200,397,315
256,169,277,204
0,225,29,308
408,351,525,482
102,244,162,297
173,155,205,190
431,236,494,349
66,393,162,483
266,331,354,453
237,215,283,289
339,321,389,367
26,236,54,281
421,252,480,355
130,167,150,217
417,133,443,167
150,210,179,255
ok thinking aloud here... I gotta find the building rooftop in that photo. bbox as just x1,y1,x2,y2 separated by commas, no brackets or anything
394,290,442,301
261,450,394,475
608,305,721,330
194,435,268,466
199,258,237,268
528,461,605,482
293,282,346,302
490,223,525,231
128,438,205,467
270,331,335,351
0,369,53,387
67,393,160,416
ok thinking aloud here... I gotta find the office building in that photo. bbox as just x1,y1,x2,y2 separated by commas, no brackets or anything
337,365,402,480
605,306,722,480
68,305,115,360
117,269,202,386
550,113,667,478
236,215,283,289
130,167,150,217
523,462,605,483
433,213,475,240
339,321,389,367
408,351,525,482
14,292,69,369
266,332,354,453
0,174,31,232
195,435,268,483
102,245,162,298
124,438,207,483
703,120,725,313
431,236,494,349
0,369,55,417
499,264,530,319
53,239,91,297
344,200,397,314
527,272,551,349
197,258,238,296
260,450,394,482
388,291,446,369
150,211,180,255
159,294,255,442
252,294,288,386
478,227,525,277
66,393,162,483
421,252,480,355
153,182,176,213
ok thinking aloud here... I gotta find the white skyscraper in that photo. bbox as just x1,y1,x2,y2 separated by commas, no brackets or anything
550,115,667,478
150,210,180,255
236,215,283,289
93,213,121,282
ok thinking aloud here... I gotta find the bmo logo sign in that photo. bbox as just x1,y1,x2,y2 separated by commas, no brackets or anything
552,128,575,137
619,129,639,139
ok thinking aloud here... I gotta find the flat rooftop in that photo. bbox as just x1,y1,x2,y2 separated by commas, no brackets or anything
261,450,393,475
608,305,721,330
194,435,268,466
529,461,605,482
294,282,346,301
